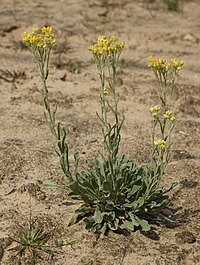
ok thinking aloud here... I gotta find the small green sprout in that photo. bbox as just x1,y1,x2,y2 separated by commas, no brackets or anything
9,208,51,264
164,0,182,12
12,226,48,262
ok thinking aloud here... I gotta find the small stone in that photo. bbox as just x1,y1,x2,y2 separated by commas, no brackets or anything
60,74,67,81
183,34,196,43
4,185,15,195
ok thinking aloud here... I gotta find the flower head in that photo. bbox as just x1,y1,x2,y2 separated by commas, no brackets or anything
88,35,125,58
23,26,56,49
149,105,160,117
154,139,166,149
169,58,184,71
103,87,108,94
148,55,184,73
148,56,168,72
163,110,173,119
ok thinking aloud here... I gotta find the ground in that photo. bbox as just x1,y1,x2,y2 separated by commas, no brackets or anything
0,0,200,264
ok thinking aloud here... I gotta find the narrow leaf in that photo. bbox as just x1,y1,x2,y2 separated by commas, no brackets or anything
43,180,63,189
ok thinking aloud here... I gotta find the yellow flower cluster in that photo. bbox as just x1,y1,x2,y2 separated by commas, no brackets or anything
103,87,108,94
154,139,166,149
23,26,56,49
149,105,160,117
148,56,184,72
169,58,184,71
163,110,175,121
88,35,125,57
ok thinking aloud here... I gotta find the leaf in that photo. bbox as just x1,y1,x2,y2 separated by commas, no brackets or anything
80,179,98,197
74,152,80,175
96,157,105,178
43,180,63,189
115,176,125,191
68,181,96,203
124,201,136,208
131,185,141,195
124,197,145,210
121,220,135,231
139,219,150,231
128,212,139,226
94,207,103,224
164,182,178,194
84,217,95,230
68,214,78,226
108,218,119,231
90,169,103,189
157,213,176,223
100,223,108,234
135,216,150,231
103,180,113,193
137,197,145,208
68,206,94,226
105,203,114,211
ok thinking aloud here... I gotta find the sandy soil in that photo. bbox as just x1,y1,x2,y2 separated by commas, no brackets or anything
0,0,200,264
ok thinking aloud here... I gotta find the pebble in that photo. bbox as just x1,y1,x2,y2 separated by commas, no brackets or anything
4,185,15,195
183,34,196,43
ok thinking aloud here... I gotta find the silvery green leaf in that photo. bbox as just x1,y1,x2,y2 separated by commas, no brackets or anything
68,206,94,226
137,197,145,207
68,213,79,226
43,180,63,189
128,213,139,226
94,207,103,224
135,216,150,231
157,213,176,223
108,219,119,230
96,157,105,177
131,185,141,194
100,223,107,234
121,220,134,231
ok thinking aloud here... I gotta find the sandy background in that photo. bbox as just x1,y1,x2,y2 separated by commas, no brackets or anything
0,0,200,264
